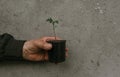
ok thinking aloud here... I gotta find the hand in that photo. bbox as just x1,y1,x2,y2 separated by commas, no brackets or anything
22,37,68,61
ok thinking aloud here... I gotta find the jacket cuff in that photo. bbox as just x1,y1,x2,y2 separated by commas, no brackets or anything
4,39,26,60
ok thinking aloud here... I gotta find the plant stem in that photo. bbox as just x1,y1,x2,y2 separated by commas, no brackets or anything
53,24,57,40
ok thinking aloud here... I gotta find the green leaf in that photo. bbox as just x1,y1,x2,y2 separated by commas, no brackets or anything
54,20,59,24
46,18,53,23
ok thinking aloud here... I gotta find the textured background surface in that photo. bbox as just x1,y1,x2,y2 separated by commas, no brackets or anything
0,0,120,77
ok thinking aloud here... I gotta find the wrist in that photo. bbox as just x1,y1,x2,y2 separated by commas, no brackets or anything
22,41,30,60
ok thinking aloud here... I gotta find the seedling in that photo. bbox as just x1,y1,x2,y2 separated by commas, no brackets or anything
46,17,66,63
46,17,59,40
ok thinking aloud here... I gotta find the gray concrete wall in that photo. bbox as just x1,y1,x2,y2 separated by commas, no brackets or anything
0,0,120,77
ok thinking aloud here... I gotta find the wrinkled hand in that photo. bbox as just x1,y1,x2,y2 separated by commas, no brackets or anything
22,37,68,61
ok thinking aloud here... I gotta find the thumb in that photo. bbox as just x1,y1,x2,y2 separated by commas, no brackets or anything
43,42,52,50
33,40,52,50
35,40,52,50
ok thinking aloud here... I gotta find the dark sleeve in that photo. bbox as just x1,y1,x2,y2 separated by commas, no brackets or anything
0,33,26,60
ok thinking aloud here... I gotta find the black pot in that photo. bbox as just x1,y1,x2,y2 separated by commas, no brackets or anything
47,40,66,63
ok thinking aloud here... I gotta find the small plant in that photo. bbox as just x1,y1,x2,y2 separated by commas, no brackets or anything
46,17,59,40
46,17,66,63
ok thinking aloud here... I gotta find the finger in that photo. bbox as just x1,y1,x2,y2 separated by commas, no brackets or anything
42,42,52,50
65,48,68,51
30,52,49,61
28,54,44,61
34,40,52,50
65,51,68,57
65,48,68,57
38,37,61,50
